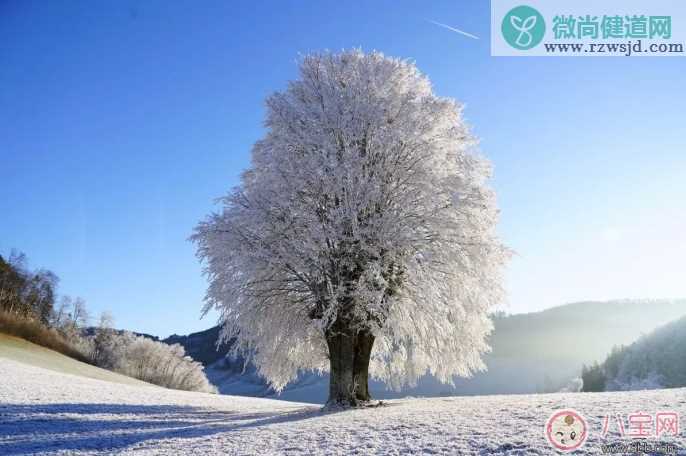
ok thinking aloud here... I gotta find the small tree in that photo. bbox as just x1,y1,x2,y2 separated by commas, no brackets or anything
193,50,508,406
55,296,90,344
92,311,119,368
581,362,606,392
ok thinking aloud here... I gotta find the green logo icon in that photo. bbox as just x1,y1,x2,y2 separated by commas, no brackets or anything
502,5,546,50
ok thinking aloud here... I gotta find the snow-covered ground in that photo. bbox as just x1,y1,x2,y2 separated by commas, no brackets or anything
2,353,685,455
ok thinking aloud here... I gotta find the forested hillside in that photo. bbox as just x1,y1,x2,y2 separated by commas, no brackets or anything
583,315,686,392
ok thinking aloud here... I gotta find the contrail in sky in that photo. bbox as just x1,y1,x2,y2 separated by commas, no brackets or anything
428,20,480,40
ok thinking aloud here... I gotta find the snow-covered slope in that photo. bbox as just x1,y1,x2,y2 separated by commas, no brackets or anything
0,334,149,387
2,352,685,454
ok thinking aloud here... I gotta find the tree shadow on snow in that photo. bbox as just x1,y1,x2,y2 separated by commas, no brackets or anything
0,402,326,455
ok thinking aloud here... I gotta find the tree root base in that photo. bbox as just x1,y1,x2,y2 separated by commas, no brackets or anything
322,399,386,411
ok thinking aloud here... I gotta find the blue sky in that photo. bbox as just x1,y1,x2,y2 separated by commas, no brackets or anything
2,1,684,337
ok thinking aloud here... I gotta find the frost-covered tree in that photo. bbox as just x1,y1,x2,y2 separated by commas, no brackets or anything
54,296,89,341
91,312,119,368
73,325,216,393
0,251,58,325
118,335,216,393
193,50,508,406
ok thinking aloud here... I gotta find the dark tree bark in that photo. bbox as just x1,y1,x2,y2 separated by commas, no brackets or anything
353,329,375,402
325,323,356,406
325,320,376,406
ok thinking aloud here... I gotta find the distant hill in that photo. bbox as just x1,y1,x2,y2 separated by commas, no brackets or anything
584,314,686,391
489,299,686,361
163,325,231,366
163,299,686,403
82,327,159,342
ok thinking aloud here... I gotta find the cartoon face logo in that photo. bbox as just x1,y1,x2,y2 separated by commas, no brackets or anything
545,409,588,452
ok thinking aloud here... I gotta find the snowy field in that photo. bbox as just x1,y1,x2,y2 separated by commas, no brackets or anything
1,356,685,455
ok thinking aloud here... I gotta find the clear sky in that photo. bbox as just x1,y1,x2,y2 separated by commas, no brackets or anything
2,1,684,337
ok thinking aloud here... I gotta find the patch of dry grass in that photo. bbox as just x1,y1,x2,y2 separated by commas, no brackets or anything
0,311,89,363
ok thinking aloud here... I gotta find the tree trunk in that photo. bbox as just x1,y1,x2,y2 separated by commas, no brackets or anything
353,329,375,402
325,324,356,406
325,322,376,406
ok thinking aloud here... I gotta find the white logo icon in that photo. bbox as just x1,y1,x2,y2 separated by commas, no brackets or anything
510,15,538,47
